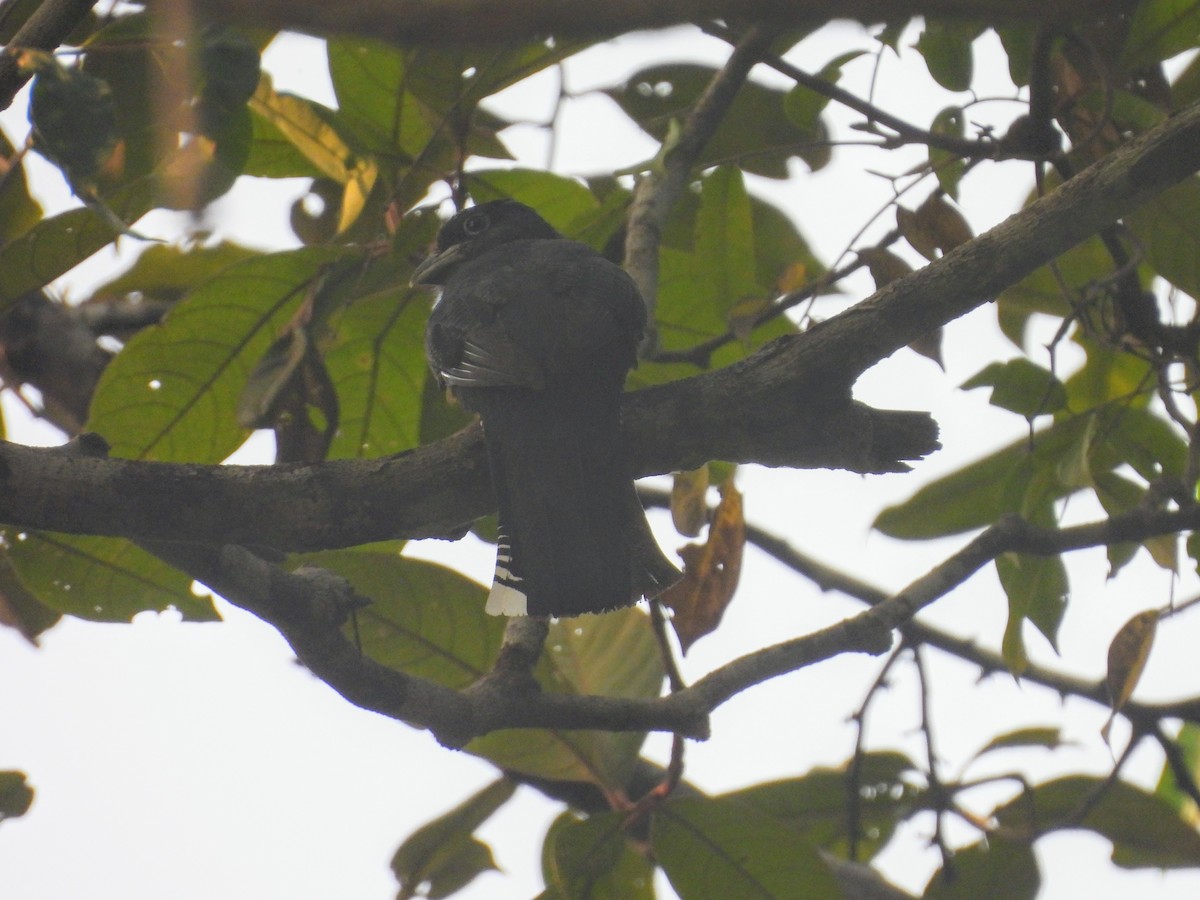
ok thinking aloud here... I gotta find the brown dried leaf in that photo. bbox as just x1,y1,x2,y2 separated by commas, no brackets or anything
236,327,310,428
896,205,940,262
661,480,745,653
1101,608,1160,744
857,247,913,290
916,193,973,254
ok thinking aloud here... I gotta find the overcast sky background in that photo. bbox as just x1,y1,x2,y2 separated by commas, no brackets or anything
1,18,1200,900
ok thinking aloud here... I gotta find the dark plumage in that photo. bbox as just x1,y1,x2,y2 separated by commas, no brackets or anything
413,200,680,616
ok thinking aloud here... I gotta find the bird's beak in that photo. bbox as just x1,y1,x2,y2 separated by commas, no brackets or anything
410,243,465,287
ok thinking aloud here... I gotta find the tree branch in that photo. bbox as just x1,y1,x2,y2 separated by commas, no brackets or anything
696,508,1200,724
146,541,711,746
5,97,1200,549
162,0,1127,46
625,23,773,338
144,502,1200,744
702,21,1009,159
0,0,99,110
721,497,1200,727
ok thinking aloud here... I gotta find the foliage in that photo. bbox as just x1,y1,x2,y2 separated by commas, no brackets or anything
3,3,1200,899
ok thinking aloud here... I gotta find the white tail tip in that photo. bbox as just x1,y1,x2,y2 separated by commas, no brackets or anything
485,581,528,616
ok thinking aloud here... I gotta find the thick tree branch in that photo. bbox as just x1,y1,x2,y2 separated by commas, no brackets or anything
162,0,1127,46
5,97,1200,548
0,0,98,110
145,495,1200,744
146,541,710,745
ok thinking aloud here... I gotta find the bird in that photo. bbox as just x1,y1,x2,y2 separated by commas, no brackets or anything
412,199,681,617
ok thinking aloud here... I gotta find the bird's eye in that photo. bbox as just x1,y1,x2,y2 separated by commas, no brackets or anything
462,213,489,236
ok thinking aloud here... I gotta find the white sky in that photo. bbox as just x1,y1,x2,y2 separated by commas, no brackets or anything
1,19,1200,900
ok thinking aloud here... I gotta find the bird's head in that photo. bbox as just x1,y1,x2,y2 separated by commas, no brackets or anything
410,200,561,287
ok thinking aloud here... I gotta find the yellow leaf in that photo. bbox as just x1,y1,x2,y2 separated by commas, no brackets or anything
777,261,808,293
670,467,709,538
661,479,745,653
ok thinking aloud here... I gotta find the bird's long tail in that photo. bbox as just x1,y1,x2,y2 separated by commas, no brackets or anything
473,383,679,617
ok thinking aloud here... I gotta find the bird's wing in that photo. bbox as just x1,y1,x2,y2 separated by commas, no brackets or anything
427,318,545,389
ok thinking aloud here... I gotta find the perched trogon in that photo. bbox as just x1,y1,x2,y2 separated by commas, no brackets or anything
412,200,681,616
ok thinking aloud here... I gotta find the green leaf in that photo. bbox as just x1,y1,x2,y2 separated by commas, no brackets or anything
1096,405,1188,483
401,39,593,111
653,796,841,899
695,165,759,313
245,80,361,184
783,51,864,132
244,80,330,179
916,21,983,92
3,531,218,622
248,76,378,232
1126,176,1200,299
722,751,918,860
308,209,436,459
1063,333,1156,411
87,246,352,462
997,24,1038,87
0,175,160,310
970,727,1067,760
469,608,664,787
929,106,966,197
1093,472,1161,575
1155,723,1200,820
875,19,910,52
467,169,600,233
92,242,258,300
961,359,1067,418
299,551,501,688
326,38,437,157
995,235,1113,348
748,191,825,295
0,549,60,639
325,287,429,459
0,771,34,824
0,132,42,244
196,25,262,113
1172,47,1200,106
996,776,1200,868
640,170,797,385
1122,0,1200,69
541,811,655,900
924,838,1040,899
875,406,1184,540
605,63,830,179
996,551,1067,672
391,778,515,899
